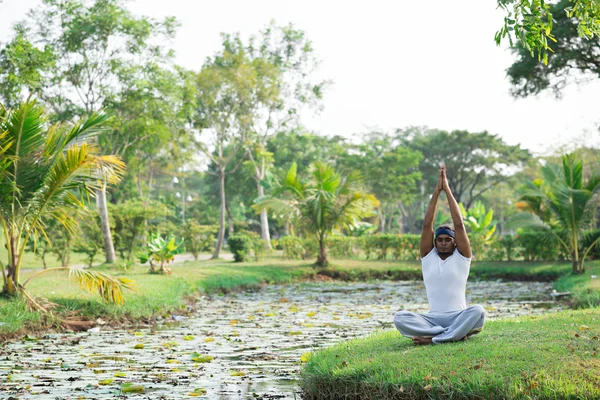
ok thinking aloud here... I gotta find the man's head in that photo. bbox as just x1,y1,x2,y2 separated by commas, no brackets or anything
435,224,456,256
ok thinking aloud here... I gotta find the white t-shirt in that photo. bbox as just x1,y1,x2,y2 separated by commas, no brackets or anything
421,248,471,313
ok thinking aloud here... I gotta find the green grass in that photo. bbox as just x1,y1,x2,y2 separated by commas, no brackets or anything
301,310,600,400
0,256,314,338
300,260,600,400
0,247,92,271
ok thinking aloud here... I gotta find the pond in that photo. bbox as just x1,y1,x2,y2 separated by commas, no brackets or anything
0,280,563,399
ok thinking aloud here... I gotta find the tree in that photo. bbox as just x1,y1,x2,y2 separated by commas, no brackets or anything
0,100,132,308
254,162,379,267
398,127,531,209
0,0,180,264
496,0,600,64
506,0,600,98
194,35,256,259
242,23,327,250
339,131,422,233
513,153,600,274
0,26,55,107
268,129,349,176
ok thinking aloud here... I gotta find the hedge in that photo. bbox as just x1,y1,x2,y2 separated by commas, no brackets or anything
275,229,600,262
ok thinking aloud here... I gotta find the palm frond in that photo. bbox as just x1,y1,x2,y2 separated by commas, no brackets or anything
507,212,569,252
253,196,298,216
584,173,600,194
64,110,111,145
2,99,47,160
562,153,583,190
69,269,136,305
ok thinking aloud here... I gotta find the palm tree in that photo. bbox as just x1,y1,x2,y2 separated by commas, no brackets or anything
254,162,379,267
0,99,132,309
513,153,600,274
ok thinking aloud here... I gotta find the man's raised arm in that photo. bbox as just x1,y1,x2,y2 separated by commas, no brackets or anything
441,166,472,258
420,168,444,258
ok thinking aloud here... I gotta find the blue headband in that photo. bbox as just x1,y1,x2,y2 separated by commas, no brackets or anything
435,227,455,238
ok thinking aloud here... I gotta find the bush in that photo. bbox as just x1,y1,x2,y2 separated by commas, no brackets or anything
110,200,171,261
228,233,266,262
271,238,281,250
181,221,217,259
279,236,318,260
483,240,505,261
362,234,420,260
228,234,254,262
499,234,518,261
250,235,267,262
73,210,103,267
516,230,560,261
279,234,420,261
326,237,358,258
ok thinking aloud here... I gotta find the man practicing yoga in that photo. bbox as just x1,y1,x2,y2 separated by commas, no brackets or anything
393,165,485,345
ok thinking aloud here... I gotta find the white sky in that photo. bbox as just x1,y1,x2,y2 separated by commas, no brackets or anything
1,0,599,154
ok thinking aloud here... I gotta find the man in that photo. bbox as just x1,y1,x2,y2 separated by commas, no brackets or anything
393,165,485,345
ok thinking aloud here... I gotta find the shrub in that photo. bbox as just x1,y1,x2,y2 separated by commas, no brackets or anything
483,240,506,261
228,234,254,262
327,237,358,258
279,236,318,260
138,233,184,274
181,221,217,259
361,234,420,261
499,234,518,261
227,232,266,262
516,230,560,261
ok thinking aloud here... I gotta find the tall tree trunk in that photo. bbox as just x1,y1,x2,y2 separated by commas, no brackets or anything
284,220,290,236
96,183,116,264
396,204,405,234
212,170,226,259
256,183,272,249
135,165,143,198
387,210,394,233
226,201,234,237
379,209,386,233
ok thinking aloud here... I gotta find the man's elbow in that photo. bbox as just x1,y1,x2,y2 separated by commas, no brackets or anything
454,221,466,231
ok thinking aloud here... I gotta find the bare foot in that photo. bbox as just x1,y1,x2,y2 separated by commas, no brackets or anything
412,336,433,345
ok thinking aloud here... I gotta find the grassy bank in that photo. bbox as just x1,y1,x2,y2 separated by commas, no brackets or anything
301,309,600,400
0,256,312,339
320,259,572,282
301,261,600,400
1,256,596,342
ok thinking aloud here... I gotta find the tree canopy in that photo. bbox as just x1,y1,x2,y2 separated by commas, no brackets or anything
506,0,600,98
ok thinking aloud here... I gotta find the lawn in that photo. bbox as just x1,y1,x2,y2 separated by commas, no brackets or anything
301,309,600,400
300,260,600,400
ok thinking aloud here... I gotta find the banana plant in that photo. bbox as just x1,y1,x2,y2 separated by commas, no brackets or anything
139,234,184,274
459,201,497,258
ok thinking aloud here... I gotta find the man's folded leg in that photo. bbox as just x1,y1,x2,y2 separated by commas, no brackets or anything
430,305,486,344
393,310,446,338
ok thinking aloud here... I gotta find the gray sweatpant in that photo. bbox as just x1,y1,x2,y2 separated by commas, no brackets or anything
393,305,485,344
